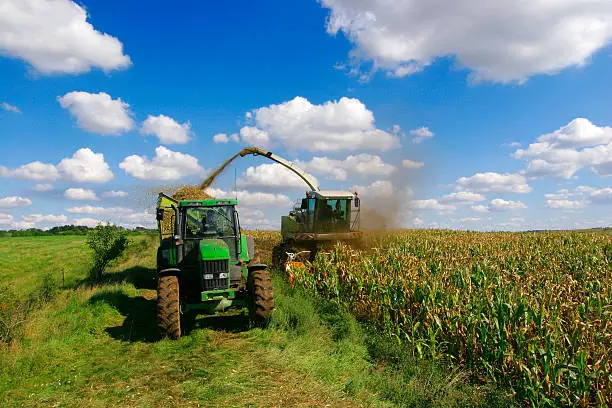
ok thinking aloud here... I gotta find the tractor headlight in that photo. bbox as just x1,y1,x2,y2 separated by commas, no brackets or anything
203,274,213,280
219,273,228,279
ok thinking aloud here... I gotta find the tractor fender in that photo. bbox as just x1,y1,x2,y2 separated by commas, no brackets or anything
158,268,181,277
247,263,267,273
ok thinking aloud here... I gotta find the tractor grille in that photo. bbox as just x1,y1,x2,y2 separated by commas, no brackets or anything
201,259,229,291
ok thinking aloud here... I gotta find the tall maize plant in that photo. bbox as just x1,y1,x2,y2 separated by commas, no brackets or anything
287,230,612,406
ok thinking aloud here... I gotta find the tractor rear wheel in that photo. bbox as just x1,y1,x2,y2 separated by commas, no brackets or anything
157,275,181,339
248,269,274,327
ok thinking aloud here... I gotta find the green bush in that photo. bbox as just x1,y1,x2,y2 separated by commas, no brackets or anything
86,224,129,282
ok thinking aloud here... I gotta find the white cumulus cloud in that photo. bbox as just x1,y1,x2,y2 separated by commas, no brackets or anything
297,154,395,181
237,163,314,191
471,205,490,213
589,187,612,204
33,183,53,191
22,214,68,224
206,188,292,208
64,188,99,201
440,192,486,204
57,148,114,183
141,114,192,144
410,127,434,143
410,199,456,213
72,217,102,228
0,161,60,181
1,148,113,183
65,205,155,228
0,214,14,224
66,205,133,215
240,218,278,230
513,118,612,179
238,96,400,152
0,196,32,208
0,0,131,74
402,159,424,169
321,0,612,83
456,172,531,194
58,91,134,135
119,146,205,181
213,133,230,144
488,198,527,212
1,102,20,113
545,199,587,210
103,190,128,198
460,217,484,223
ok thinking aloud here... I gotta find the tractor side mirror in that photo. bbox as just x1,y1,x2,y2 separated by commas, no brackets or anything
156,208,165,221
301,198,308,210
354,197,360,208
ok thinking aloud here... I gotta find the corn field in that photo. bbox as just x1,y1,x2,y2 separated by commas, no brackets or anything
261,230,612,406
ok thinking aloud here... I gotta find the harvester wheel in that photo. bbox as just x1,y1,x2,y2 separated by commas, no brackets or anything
157,275,181,339
248,269,274,327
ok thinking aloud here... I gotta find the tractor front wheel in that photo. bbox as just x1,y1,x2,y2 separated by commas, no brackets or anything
248,269,274,327
157,275,181,339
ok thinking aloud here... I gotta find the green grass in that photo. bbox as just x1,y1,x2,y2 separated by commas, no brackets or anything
0,235,505,407
0,235,90,294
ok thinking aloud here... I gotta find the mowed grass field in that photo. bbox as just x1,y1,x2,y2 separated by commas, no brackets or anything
0,233,504,408
0,235,92,293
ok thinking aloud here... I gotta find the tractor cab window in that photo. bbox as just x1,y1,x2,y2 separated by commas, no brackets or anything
183,206,236,239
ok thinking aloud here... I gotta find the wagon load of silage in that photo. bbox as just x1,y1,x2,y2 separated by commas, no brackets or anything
158,186,214,238
172,185,213,201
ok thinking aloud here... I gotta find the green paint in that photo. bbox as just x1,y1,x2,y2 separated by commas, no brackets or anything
201,289,237,301
169,246,176,265
199,239,230,261
239,235,249,263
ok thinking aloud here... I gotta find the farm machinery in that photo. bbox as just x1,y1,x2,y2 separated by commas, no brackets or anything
236,148,362,265
155,193,273,339
153,146,361,338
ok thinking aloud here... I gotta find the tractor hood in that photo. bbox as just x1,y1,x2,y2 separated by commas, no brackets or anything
199,239,230,260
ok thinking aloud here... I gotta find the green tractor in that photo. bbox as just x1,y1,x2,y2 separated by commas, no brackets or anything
155,193,274,339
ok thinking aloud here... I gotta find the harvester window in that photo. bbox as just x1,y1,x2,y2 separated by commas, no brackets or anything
315,199,350,232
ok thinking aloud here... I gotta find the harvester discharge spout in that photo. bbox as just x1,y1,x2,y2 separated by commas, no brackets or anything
238,147,320,192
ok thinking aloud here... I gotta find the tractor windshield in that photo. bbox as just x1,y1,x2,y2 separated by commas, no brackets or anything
183,206,237,239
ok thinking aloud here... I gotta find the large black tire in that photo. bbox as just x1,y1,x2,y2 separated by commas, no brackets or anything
248,269,274,327
157,275,181,339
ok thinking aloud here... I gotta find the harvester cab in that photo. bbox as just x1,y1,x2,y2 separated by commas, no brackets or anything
155,193,274,339
284,189,361,242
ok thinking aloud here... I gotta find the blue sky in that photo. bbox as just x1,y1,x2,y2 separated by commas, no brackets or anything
1,0,612,230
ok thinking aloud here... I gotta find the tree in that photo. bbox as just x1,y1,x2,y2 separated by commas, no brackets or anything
86,224,129,282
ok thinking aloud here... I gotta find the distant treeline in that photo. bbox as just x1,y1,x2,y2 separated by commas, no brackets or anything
0,225,156,237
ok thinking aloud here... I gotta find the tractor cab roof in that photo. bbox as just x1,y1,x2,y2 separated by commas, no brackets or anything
310,190,355,199
178,198,238,207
